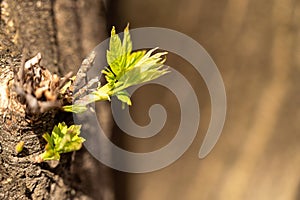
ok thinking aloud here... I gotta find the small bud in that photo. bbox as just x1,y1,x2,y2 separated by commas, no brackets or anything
15,141,24,154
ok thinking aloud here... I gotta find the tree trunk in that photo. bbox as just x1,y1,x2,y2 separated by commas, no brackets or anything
0,0,114,199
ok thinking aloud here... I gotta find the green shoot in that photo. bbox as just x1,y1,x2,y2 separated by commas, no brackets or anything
63,24,168,112
43,25,169,162
39,122,85,161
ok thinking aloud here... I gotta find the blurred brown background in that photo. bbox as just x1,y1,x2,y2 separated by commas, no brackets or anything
106,0,300,199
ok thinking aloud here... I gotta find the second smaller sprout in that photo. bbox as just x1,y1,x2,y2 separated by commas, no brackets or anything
40,122,85,161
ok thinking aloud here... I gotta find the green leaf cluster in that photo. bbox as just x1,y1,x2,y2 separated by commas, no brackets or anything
40,122,85,161
63,24,168,112
102,25,168,107
41,25,169,162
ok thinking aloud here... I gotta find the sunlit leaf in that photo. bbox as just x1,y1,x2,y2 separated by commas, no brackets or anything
115,90,132,109
62,104,88,113
40,122,85,161
66,25,168,112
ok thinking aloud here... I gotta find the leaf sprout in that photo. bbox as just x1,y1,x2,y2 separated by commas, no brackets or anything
63,24,169,112
41,25,169,161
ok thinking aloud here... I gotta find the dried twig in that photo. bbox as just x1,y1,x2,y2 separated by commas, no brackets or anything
73,51,96,93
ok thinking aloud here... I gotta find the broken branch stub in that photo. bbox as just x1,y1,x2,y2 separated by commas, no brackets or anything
14,53,73,116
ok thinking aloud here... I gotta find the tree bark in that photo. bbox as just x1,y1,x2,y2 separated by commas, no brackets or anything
0,0,113,199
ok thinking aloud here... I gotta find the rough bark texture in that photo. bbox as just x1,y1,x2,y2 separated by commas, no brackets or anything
0,0,114,199
0,38,72,199
2,0,59,73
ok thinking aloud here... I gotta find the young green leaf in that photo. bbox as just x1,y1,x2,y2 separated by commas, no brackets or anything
112,48,168,92
115,90,132,109
101,25,169,105
40,122,85,161
62,104,88,113
65,25,169,113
